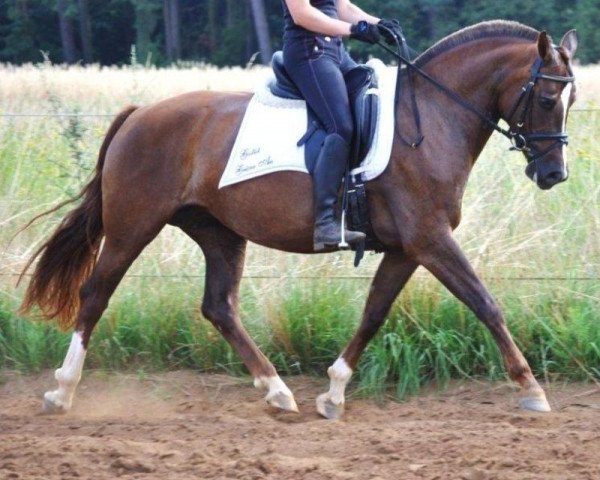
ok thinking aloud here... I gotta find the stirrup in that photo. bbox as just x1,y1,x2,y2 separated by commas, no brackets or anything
313,213,366,252
338,210,350,249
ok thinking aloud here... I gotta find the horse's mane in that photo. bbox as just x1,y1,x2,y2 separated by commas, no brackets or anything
415,20,540,67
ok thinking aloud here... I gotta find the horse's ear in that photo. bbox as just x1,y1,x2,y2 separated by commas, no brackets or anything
560,29,578,59
537,31,554,63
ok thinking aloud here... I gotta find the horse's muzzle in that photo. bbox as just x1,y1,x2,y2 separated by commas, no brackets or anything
527,163,569,190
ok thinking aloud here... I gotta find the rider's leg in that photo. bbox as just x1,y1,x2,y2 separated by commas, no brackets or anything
283,36,365,250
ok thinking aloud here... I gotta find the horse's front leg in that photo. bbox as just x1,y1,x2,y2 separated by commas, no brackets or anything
415,233,551,412
317,252,418,419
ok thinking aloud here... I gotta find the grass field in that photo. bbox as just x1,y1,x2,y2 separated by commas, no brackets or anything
0,61,598,397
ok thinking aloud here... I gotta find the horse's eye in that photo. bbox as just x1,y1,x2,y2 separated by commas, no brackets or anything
538,96,556,110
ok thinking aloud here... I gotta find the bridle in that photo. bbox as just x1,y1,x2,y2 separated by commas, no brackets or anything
505,57,575,166
376,33,575,167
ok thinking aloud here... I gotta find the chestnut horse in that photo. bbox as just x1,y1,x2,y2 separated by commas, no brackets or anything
21,21,578,419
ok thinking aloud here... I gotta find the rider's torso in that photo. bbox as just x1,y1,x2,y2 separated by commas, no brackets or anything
282,0,339,41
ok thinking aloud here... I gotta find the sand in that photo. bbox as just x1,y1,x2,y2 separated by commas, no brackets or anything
1,371,599,480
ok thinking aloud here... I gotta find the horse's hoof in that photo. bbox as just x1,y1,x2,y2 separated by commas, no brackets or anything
519,390,551,412
42,391,69,414
316,393,344,420
266,391,299,413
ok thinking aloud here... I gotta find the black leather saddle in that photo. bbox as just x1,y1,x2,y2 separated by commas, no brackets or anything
269,51,379,172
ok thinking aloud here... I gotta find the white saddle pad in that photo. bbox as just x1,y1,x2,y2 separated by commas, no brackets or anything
219,58,397,189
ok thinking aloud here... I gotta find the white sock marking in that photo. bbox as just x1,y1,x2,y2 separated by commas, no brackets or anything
254,375,293,398
44,331,87,411
326,358,353,406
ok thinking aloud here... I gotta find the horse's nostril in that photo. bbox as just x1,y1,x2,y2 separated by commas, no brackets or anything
547,171,564,182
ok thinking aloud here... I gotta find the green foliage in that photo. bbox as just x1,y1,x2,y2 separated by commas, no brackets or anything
0,1,598,66
575,0,600,64
0,0,62,63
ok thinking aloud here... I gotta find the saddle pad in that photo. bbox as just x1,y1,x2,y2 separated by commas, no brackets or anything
218,59,397,189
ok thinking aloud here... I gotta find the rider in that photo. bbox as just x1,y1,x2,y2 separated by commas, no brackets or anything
282,0,401,251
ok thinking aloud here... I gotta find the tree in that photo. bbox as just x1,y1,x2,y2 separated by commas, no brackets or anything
57,0,76,63
575,0,600,64
133,0,161,64
78,0,93,63
248,0,272,65
0,0,598,66
163,0,181,62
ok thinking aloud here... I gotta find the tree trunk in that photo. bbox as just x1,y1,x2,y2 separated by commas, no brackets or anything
163,0,181,63
248,0,272,65
134,1,160,65
57,0,77,63
226,0,235,29
170,0,181,60
78,0,93,64
425,6,437,41
208,0,217,54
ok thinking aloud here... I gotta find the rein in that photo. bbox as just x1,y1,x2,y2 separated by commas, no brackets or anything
375,32,575,164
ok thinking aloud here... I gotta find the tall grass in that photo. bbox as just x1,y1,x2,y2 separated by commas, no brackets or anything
2,277,598,398
0,63,598,397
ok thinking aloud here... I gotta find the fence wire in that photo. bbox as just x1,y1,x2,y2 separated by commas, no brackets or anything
1,111,598,118
1,272,598,282
0,110,597,283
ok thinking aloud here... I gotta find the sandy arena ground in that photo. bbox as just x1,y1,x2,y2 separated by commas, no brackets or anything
1,371,600,480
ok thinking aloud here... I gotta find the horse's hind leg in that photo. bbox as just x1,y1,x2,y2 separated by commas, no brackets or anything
43,228,162,413
179,218,298,412
317,252,418,419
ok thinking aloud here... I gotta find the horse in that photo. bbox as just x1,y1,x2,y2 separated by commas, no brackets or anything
20,21,578,419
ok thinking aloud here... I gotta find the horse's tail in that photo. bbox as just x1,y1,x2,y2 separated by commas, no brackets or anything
19,106,138,330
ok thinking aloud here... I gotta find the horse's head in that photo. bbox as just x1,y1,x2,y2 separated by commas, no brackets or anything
502,30,578,190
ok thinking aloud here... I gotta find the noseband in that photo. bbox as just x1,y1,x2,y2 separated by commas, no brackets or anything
506,57,575,165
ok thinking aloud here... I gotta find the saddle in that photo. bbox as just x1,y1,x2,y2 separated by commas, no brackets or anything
269,51,379,171
269,51,385,264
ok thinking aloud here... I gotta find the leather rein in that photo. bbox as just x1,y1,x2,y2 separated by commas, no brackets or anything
376,32,575,166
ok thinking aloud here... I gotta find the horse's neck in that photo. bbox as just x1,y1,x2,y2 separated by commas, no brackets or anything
422,40,531,161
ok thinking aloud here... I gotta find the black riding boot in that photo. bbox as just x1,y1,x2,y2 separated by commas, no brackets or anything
313,133,366,251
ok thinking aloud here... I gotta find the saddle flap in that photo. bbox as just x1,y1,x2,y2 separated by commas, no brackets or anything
345,66,379,167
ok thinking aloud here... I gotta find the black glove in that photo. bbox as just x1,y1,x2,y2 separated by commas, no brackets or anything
377,18,403,46
350,21,381,45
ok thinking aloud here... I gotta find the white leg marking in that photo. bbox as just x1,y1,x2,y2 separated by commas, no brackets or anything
326,358,353,406
43,331,87,413
254,375,298,412
560,83,573,175
316,358,353,419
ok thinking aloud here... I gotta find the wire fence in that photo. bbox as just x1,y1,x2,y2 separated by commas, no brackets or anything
0,109,598,118
0,110,598,284
1,272,598,281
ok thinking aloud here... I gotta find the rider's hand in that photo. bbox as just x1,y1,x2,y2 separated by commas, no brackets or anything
350,21,381,45
377,18,403,46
